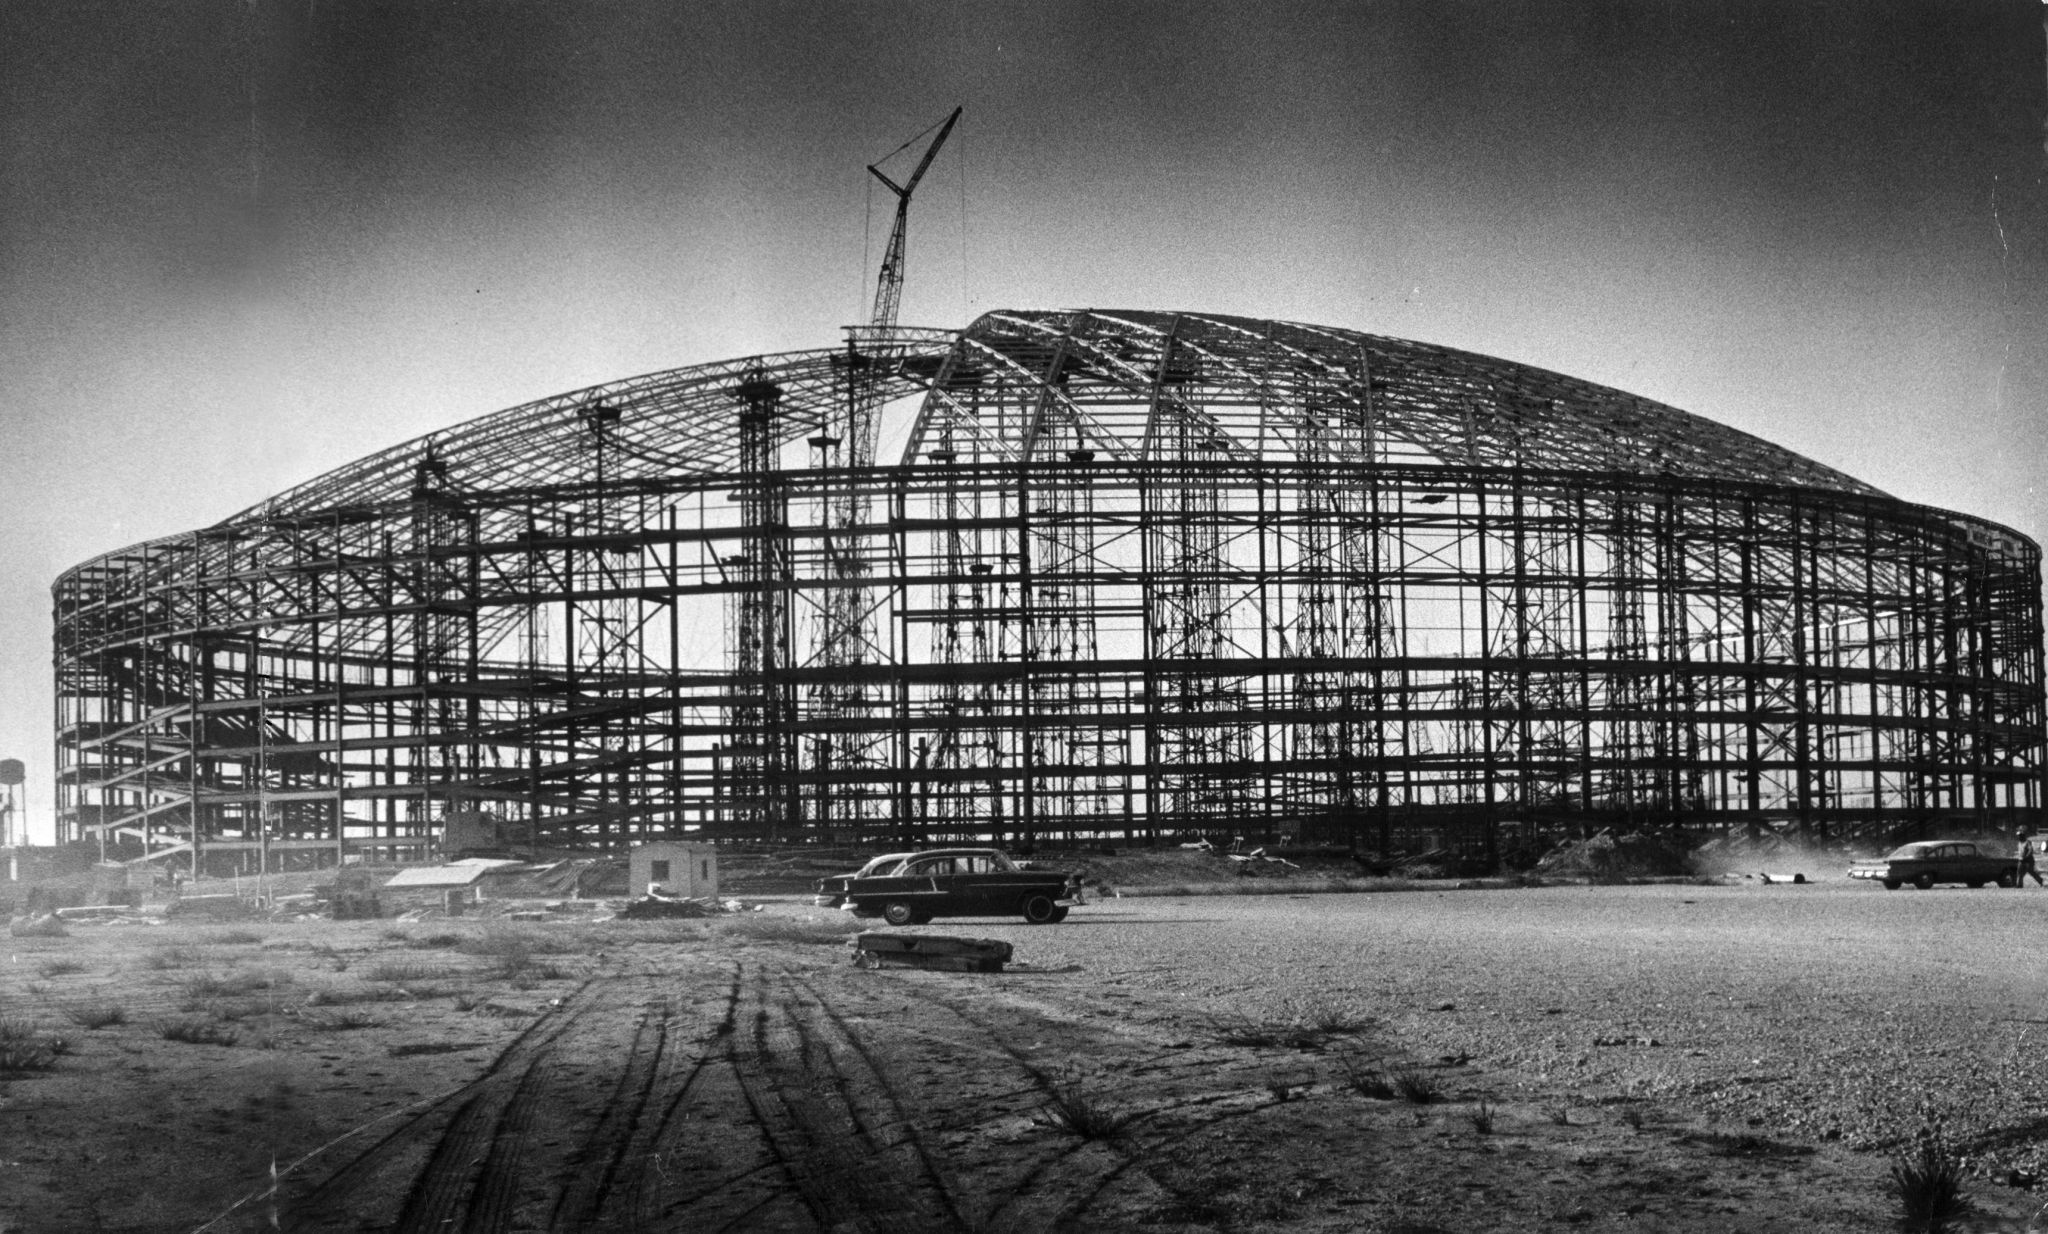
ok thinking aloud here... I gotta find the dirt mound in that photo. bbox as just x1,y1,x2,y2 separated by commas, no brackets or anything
1688,832,1858,878
1534,830,1692,880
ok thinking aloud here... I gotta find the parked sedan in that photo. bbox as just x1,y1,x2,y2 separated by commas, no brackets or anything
824,848,1083,925
1847,841,2018,890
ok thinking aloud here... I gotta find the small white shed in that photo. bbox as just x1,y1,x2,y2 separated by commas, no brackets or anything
631,841,718,899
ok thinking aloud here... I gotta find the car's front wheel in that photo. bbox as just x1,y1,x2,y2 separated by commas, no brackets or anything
1998,872,2017,889
1020,893,1061,924
882,901,919,927
1914,873,1935,891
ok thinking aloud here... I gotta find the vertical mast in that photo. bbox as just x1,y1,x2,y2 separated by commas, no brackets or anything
814,107,961,839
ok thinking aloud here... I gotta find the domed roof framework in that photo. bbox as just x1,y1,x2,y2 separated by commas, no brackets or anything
52,311,2044,866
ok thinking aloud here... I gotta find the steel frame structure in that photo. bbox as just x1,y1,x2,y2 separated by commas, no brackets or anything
53,311,2046,863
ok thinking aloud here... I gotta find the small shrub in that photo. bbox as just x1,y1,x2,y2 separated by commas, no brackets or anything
0,1018,40,1042
411,932,463,949
66,1004,127,1030
1218,1002,1374,1052
459,927,573,958
1548,1105,1571,1126
1893,1128,1967,1232
1466,1100,1497,1134
362,961,441,985
1619,1105,1645,1131
306,1009,381,1031
1216,1016,1286,1049
1294,999,1376,1038
452,991,485,1012
144,946,204,970
0,1040,56,1072
1392,1067,1440,1105
36,959,85,978
1216,1015,1326,1051
303,985,406,1007
157,1019,238,1046
1034,1071,1136,1143
8,914,66,939
1339,1053,1396,1100
183,972,278,1001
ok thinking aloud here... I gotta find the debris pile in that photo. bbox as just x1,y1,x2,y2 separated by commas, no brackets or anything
1534,830,1692,880
1228,847,1301,876
8,912,66,938
851,931,1012,972
617,895,754,920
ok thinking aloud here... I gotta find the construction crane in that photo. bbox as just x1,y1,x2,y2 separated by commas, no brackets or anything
848,105,961,467
806,107,961,837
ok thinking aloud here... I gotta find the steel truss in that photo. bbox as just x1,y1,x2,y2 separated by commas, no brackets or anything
53,312,2045,863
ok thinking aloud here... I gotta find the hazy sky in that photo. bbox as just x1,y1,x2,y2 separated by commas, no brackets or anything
3,1,2043,843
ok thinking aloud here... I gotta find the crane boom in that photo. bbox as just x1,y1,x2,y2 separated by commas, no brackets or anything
865,106,962,338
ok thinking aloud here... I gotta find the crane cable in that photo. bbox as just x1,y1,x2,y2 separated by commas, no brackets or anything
958,121,970,320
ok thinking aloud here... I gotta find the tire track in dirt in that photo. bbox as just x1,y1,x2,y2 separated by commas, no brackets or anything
387,977,650,1234
545,994,671,1230
393,1043,558,1234
685,959,963,1233
902,970,1305,1232
283,976,603,1231
902,978,1155,1233
924,980,1407,1233
553,959,745,1232
781,969,973,1229
663,957,1193,1233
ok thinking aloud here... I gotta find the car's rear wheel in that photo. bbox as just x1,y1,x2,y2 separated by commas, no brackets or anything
1882,879,1901,890
1914,873,1935,891
1046,906,1070,923
1020,893,1061,924
882,901,918,927
1998,872,2017,889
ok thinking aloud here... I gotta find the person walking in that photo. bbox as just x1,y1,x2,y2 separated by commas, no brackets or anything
2021,834,2044,887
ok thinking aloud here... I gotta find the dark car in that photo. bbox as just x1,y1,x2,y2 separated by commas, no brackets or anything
824,847,1083,925
1847,841,2018,890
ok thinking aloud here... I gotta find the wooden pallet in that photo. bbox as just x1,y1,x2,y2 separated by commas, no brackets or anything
852,932,1014,972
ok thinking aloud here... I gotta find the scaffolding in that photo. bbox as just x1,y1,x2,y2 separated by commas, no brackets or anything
52,311,2047,867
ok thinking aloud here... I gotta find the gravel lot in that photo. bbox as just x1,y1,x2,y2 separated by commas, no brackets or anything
8,878,2047,1231
766,878,2048,1228
998,880,2048,1156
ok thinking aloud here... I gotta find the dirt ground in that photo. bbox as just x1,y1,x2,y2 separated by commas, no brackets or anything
5,879,2048,1232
